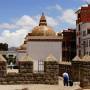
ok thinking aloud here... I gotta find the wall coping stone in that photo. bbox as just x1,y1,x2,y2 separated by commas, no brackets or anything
81,55,90,61
72,55,81,61
59,61,71,65
45,54,57,61
19,55,33,62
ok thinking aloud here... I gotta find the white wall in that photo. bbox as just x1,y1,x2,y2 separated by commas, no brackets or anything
27,41,62,62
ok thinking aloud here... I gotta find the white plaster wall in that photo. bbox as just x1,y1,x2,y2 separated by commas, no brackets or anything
27,41,62,62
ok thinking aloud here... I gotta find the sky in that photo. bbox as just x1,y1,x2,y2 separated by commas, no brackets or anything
0,0,90,47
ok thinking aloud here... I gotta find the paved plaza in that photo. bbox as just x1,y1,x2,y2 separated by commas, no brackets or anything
0,77,82,90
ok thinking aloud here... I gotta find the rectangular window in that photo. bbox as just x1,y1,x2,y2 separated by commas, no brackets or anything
87,40,88,47
33,60,44,73
83,41,86,55
78,13,81,19
83,31,86,36
89,40,90,47
78,25,80,31
79,50,81,57
87,29,90,34
79,38,80,44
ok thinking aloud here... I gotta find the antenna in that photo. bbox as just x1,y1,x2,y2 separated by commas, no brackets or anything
85,1,90,5
85,1,88,4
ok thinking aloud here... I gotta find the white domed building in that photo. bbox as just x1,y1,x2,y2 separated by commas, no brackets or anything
17,13,63,72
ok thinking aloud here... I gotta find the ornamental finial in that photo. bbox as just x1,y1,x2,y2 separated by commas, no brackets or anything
42,12,44,16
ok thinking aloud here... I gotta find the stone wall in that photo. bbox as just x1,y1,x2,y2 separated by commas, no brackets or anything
58,60,81,82
18,61,33,73
59,62,72,78
0,61,6,77
0,60,59,85
44,61,59,84
0,73,45,84
71,55,90,89
72,61,81,81
80,61,90,88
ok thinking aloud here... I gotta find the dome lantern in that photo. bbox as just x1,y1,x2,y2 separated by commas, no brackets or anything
39,12,47,26
28,13,56,36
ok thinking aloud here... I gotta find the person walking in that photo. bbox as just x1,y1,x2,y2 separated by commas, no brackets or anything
63,72,69,86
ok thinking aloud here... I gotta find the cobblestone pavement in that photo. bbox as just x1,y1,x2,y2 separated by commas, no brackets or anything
0,77,82,90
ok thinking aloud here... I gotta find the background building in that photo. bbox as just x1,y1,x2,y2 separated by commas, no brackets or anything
76,5,90,57
62,29,76,61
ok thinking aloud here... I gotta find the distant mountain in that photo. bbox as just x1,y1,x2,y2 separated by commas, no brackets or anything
8,47,16,51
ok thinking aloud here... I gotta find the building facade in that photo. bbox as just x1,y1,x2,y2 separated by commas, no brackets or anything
76,5,90,57
62,29,76,61
17,13,63,72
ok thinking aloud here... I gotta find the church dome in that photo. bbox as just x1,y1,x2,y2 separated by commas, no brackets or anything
31,13,56,36
32,26,56,36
